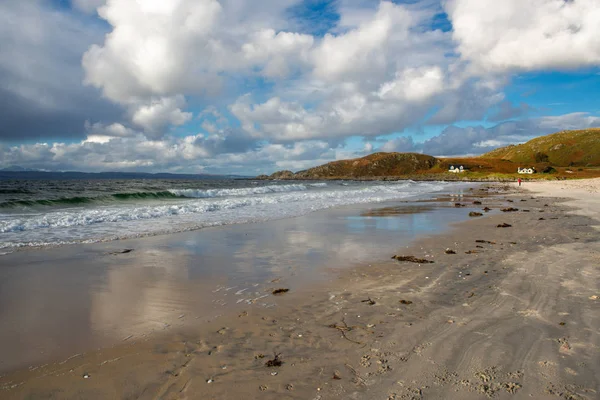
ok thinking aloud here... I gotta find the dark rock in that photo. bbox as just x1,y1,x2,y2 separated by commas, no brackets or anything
392,255,434,263
399,300,413,305
473,201,482,205
272,288,290,295
483,207,492,212
445,249,457,254
501,207,519,212
110,249,134,255
469,212,483,217
497,223,512,228
265,353,283,367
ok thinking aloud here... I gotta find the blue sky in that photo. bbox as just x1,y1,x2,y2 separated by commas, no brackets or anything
1,0,599,174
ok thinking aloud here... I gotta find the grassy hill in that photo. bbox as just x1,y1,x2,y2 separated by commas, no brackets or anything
261,129,600,180
482,129,600,166
273,153,438,179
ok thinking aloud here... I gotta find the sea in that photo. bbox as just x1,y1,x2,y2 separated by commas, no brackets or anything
0,178,460,252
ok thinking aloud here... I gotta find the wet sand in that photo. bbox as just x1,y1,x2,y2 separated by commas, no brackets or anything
1,181,599,399
0,187,478,373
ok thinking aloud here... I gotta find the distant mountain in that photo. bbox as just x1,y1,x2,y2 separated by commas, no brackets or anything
0,165,42,172
482,128,600,166
0,170,249,180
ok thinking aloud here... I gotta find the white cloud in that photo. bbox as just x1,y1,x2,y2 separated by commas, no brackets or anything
378,66,445,102
3,0,600,174
2,112,599,173
446,0,600,72
130,96,192,137
242,29,314,78
312,2,413,83
82,0,225,104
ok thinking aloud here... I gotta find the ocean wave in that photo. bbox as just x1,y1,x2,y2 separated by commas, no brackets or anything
0,181,455,249
0,182,437,235
0,191,181,208
0,184,329,209
168,183,318,198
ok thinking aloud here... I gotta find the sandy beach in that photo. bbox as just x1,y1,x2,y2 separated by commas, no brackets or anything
1,179,599,399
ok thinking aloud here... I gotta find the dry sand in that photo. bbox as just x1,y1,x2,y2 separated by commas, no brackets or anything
1,180,599,399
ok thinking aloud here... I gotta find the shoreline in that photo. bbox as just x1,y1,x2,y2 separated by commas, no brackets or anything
1,180,599,399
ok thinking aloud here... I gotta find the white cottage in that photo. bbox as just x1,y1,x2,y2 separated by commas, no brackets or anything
518,167,535,174
449,165,465,173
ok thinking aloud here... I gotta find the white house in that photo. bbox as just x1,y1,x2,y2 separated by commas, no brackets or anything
518,167,535,174
449,165,465,173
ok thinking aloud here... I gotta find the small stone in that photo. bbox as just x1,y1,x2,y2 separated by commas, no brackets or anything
207,378,214,383
83,373,90,379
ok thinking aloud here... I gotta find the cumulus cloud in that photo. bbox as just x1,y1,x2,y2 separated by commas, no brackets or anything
242,29,314,77
130,96,192,137
0,134,338,175
5,111,598,174
446,0,600,73
2,0,600,174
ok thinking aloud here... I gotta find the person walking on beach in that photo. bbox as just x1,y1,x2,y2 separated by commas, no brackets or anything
518,178,522,187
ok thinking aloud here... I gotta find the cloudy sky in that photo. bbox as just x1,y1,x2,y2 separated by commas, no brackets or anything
1,0,599,175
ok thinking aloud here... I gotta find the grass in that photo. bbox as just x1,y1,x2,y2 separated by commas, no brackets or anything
482,129,600,166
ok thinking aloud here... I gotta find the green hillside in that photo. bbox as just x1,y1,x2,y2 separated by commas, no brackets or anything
270,153,438,179
482,129,600,166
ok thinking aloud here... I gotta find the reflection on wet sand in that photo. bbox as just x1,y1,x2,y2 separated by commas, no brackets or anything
0,188,481,373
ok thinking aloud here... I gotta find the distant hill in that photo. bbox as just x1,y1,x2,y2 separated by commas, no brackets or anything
0,166,42,172
0,170,248,180
482,128,600,166
260,128,600,180
263,153,438,179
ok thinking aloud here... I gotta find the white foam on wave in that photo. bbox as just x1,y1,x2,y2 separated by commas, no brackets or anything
0,181,453,249
169,183,316,198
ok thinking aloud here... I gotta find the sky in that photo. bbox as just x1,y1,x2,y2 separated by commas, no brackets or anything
0,0,599,175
